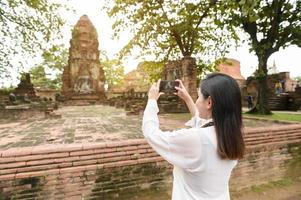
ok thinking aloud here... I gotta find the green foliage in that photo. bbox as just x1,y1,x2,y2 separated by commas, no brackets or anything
101,58,125,90
0,0,70,80
27,44,68,89
104,0,235,63
0,87,14,95
196,57,226,84
30,65,61,89
139,61,164,83
223,0,301,59
41,44,69,72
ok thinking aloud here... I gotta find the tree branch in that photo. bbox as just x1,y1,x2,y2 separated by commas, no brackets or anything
157,0,186,56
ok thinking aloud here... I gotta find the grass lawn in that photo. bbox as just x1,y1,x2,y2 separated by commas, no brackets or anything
163,112,301,123
243,112,301,122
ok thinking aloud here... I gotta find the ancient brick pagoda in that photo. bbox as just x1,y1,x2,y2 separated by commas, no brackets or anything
218,58,246,88
62,15,106,101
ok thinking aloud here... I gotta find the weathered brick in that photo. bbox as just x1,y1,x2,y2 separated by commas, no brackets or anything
1,147,33,157
58,162,73,168
15,171,45,179
98,155,131,164
103,162,116,168
102,151,126,158
106,141,125,148
0,157,15,164
124,139,147,146
62,156,80,163
94,147,116,154
0,174,15,181
73,160,97,166
0,168,18,175
70,150,94,156
138,157,163,164
79,154,102,160
125,150,140,155
117,146,138,152
114,160,138,167
0,161,26,169
15,152,69,162
3,184,32,192
83,143,106,150
138,144,151,149
26,159,56,166
31,145,59,155
59,165,88,174
17,164,56,173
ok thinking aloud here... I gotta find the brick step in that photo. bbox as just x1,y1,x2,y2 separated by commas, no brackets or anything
245,125,301,134
244,130,301,141
247,138,301,148
0,151,159,175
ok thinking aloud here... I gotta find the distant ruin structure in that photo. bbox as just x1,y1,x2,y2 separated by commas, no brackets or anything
62,15,106,101
162,56,198,101
14,73,36,99
218,58,246,88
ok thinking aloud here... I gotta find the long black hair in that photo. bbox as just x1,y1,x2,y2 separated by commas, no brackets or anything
200,73,245,159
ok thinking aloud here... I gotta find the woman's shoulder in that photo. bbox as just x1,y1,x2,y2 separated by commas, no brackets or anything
197,126,216,145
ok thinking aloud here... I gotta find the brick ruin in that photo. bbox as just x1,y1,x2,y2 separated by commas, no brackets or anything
218,58,246,89
246,72,300,110
218,58,301,110
62,15,106,102
14,73,37,100
0,73,60,120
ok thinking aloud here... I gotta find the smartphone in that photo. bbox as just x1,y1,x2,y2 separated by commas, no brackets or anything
159,80,179,94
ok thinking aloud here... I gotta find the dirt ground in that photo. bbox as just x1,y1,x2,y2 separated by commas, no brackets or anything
135,179,301,200
232,180,301,200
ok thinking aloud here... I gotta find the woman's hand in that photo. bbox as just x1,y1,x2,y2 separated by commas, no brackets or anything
148,79,164,101
175,79,191,102
175,79,197,116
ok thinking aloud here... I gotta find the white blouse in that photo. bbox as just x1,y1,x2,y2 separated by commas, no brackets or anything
142,99,237,200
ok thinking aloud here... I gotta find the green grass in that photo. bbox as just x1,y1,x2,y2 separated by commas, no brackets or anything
249,177,296,194
231,176,301,198
163,112,301,123
243,112,301,122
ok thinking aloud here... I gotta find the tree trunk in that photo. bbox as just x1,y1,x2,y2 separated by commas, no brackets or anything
249,54,271,115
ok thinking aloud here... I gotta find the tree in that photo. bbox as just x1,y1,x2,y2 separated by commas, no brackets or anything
101,58,125,90
41,44,69,73
139,61,165,83
28,44,68,89
30,65,61,89
226,0,301,114
104,0,233,64
0,0,69,80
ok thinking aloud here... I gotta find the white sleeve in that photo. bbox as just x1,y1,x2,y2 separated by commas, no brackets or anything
142,100,203,170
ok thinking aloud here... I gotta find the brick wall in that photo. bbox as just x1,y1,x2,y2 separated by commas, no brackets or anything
1,124,301,199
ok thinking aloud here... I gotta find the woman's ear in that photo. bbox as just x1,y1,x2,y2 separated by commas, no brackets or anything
207,96,212,110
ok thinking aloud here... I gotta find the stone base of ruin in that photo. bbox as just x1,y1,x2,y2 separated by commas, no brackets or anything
61,93,107,105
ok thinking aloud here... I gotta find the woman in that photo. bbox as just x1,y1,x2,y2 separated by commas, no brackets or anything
142,73,245,200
